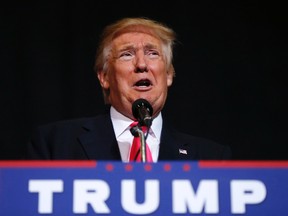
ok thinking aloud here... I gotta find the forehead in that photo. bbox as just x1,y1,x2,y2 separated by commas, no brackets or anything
111,32,162,52
114,32,160,44
112,25,162,45
112,25,159,40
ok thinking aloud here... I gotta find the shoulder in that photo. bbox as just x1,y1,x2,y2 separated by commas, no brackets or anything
37,114,109,129
32,114,111,138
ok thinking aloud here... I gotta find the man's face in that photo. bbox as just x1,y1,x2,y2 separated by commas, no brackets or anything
98,31,173,120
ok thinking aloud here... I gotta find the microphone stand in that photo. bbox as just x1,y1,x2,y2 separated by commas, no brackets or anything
133,126,147,162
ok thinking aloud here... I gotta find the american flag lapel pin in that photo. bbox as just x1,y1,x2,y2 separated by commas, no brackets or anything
179,149,187,155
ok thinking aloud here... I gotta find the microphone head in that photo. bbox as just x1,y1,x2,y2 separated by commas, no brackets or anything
132,98,153,127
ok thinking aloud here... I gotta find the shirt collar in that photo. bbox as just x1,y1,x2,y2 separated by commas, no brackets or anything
110,106,162,140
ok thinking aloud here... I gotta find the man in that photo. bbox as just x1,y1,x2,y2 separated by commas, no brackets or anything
26,17,231,161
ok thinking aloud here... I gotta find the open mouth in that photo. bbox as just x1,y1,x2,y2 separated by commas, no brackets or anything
134,79,152,87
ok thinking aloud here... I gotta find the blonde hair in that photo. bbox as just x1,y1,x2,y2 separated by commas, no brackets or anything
94,17,176,103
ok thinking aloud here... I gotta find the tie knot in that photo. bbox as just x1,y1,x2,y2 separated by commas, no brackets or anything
130,121,148,134
130,121,138,128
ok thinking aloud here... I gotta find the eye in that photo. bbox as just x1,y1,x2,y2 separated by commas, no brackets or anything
119,51,134,61
146,49,160,59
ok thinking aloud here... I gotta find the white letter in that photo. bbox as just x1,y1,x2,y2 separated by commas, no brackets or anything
172,180,219,214
28,179,63,214
122,179,159,214
231,180,266,214
73,180,110,214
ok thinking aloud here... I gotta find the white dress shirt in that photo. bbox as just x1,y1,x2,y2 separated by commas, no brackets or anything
110,106,162,162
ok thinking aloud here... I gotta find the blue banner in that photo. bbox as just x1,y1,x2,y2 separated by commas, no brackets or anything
0,160,288,215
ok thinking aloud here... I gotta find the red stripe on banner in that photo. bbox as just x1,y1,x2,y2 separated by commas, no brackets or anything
0,160,97,168
199,160,288,168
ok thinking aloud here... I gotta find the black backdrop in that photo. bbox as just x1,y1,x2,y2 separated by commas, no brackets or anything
1,1,287,160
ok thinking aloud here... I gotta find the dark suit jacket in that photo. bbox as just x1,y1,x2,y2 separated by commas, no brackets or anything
26,113,231,160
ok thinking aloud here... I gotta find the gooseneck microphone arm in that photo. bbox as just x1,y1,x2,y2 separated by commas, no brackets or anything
130,125,147,162
131,98,154,162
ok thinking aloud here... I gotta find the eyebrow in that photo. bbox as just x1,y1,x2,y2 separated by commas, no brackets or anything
117,43,160,52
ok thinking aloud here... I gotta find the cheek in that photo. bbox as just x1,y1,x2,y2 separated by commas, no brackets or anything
109,71,130,91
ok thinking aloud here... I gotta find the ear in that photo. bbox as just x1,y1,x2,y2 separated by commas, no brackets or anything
97,70,110,89
166,68,174,87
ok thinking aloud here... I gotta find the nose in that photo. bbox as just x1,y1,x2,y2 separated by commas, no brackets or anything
134,51,148,73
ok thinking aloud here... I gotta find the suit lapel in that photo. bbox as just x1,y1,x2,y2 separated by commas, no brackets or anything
158,121,197,160
78,114,121,160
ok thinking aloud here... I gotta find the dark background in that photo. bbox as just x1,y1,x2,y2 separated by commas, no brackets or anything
1,1,287,160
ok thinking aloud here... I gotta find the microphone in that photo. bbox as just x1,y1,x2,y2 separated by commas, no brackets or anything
132,98,153,127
